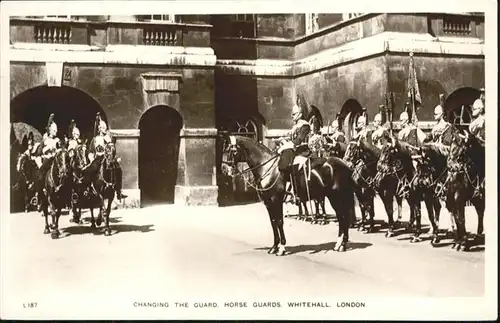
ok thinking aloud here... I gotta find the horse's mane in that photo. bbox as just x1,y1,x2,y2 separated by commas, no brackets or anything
235,135,275,156
422,142,450,158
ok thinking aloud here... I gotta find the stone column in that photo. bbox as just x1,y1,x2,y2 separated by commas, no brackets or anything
174,128,219,206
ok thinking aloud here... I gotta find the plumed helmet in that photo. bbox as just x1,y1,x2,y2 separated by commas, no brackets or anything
357,114,366,125
472,98,484,110
434,105,444,115
46,113,57,133
69,119,80,136
331,119,339,129
374,113,382,123
400,111,409,122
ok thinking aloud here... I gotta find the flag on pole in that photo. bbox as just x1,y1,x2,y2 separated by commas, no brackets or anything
407,52,421,126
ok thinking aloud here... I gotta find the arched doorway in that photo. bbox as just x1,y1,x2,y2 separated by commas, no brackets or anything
10,85,106,213
339,99,364,142
444,87,482,129
138,105,183,207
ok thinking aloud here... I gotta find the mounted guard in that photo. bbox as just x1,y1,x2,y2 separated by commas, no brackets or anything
371,105,391,149
469,97,485,144
329,114,346,144
423,94,454,146
352,109,374,144
88,113,127,201
32,114,62,209
67,119,83,151
276,103,312,204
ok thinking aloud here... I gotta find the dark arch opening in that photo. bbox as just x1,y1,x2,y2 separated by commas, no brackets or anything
339,99,364,142
10,85,107,141
138,105,183,207
444,87,481,126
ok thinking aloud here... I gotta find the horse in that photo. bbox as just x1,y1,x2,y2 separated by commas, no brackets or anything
16,151,38,213
445,130,485,251
343,138,387,233
375,137,422,242
39,148,72,239
88,142,118,236
221,134,356,254
67,140,97,224
412,142,450,244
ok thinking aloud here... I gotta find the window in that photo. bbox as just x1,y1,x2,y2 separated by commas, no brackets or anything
228,119,259,140
137,15,178,23
305,13,319,35
342,13,363,21
450,105,472,126
25,15,82,20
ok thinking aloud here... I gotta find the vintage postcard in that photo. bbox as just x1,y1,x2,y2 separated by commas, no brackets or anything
0,0,497,320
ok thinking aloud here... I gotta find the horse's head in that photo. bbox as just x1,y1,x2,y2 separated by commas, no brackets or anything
377,136,401,171
221,134,245,177
343,140,362,167
69,140,89,181
53,148,71,182
17,153,37,186
104,142,116,166
446,130,477,186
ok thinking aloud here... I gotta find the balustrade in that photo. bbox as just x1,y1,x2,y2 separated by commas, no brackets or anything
442,16,472,36
34,23,72,44
143,27,179,46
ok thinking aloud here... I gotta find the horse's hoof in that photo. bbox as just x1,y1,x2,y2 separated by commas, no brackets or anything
96,218,102,226
276,249,286,256
385,231,394,238
90,223,96,229
104,230,111,236
51,231,59,239
43,228,50,234
410,236,422,243
337,244,346,252
268,247,278,254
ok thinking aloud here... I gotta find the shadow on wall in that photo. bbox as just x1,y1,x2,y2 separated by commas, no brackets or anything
139,105,183,207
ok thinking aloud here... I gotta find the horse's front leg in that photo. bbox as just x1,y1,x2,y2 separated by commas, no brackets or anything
424,193,440,245
409,194,423,243
42,202,50,234
395,195,403,224
49,201,60,239
265,200,280,254
274,197,287,256
103,196,113,236
380,190,396,237
96,194,105,227
365,191,376,233
471,196,485,240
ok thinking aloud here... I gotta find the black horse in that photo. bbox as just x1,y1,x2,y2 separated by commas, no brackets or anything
375,137,422,242
87,143,118,236
68,140,99,225
16,150,38,213
446,130,485,251
39,148,72,239
412,142,450,244
343,139,388,233
221,134,356,254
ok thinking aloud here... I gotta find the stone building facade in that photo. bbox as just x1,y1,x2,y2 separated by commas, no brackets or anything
9,13,485,208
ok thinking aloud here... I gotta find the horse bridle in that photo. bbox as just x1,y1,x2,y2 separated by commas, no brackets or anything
222,141,281,192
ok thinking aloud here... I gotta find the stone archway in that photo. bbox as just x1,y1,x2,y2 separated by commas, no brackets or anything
10,85,107,141
339,99,364,142
138,105,183,207
444,87,482,128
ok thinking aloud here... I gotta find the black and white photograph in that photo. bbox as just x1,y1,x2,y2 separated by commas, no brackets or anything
0,0,497,320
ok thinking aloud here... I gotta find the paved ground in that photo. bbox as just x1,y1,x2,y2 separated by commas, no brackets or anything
1,199,486,318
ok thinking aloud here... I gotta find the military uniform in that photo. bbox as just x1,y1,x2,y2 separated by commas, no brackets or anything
330,130,346,143
67,138,82,151
469,114,485,143
278,119,311,172
398,124,426,147
372,125,390,148
353,125,374,145
424,119,454,146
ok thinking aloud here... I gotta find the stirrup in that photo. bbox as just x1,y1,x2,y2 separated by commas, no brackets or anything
30,196,38,206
